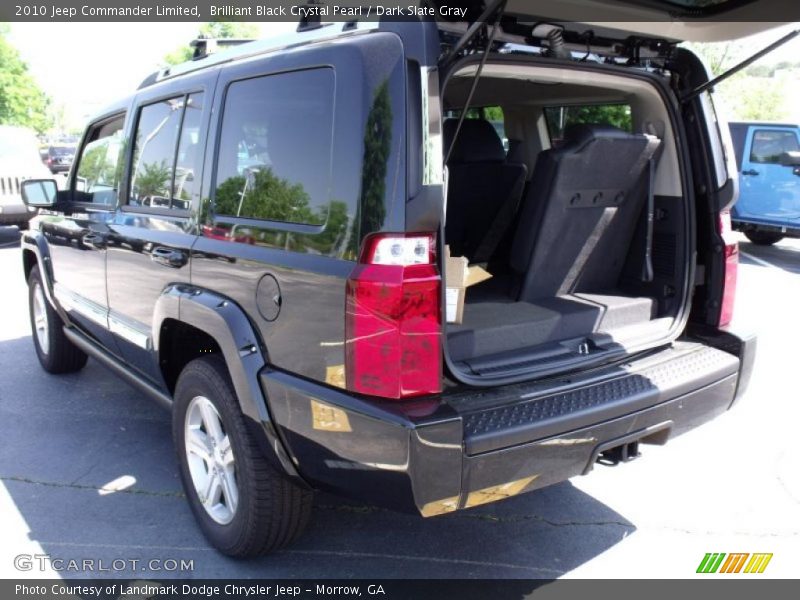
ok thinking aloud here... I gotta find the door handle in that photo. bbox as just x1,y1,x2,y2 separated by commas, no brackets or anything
82,232,107,249
741,169,760,176
150,246,187,268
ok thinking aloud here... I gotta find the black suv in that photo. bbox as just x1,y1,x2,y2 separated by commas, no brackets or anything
43,145,76,174
20,6,765,557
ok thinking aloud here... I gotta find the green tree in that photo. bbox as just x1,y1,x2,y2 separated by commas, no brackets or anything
723,76,787,121
483,106,503,122
163,22,260,66
683,41,789,121
0,25,52,134
77,142,113,187
745,64,774,78
684,41,744,76
348,80,393,256
133,160,172,199
308,200,349,253
214,167,312,223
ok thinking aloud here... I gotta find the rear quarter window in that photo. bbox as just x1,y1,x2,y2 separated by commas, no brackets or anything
212,68,335,226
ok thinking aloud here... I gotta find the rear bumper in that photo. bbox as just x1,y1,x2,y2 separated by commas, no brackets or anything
260,334,754,516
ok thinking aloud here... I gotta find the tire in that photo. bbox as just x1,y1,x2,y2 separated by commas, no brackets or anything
27,265,88,374
173,355,312,557
744,230,783,246
17,221,30,231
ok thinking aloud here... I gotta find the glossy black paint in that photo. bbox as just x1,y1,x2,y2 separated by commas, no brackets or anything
685,323,758,406
152,284,305,483
191,32,408,386
261,340,744,515
104,69,217,382
20,21,753,519
670,47,737,329
37,211,121,353
20,231,58,308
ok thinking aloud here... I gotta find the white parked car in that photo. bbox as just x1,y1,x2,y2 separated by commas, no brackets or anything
0,125,51,228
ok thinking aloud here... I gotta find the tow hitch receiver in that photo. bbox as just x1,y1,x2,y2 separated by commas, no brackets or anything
599,441,641,466
583,421,672,474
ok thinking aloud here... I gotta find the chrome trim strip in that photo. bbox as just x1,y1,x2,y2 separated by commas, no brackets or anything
53,283,150,350
53,283,109,329
108,313,151,350
421,66,444,187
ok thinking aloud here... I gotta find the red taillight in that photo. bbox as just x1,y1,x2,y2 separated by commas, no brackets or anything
345,233,442,399
718,211,738,328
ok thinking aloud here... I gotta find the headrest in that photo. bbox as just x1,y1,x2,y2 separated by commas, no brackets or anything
443,118,506,164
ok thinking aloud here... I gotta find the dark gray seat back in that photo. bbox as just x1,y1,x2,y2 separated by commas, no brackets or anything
510,124,661,301
443,118,527,262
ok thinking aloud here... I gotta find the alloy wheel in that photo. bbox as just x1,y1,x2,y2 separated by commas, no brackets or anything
184,395,239,524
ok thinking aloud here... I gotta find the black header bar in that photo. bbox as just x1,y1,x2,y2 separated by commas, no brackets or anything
2,0,800,22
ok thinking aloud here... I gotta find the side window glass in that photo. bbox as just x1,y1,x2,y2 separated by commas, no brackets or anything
74,115,125,205
213,68,334,225
750,129,800,164
129,96,185,210
172,93,204,210
544,104,632,146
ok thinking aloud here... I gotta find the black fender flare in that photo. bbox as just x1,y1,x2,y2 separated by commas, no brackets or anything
152,284,305,485
20,230,71,324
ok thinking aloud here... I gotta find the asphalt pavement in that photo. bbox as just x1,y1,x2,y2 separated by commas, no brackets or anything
1,225,798,579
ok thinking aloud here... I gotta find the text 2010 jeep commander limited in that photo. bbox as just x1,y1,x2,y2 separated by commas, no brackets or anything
22,1,786,557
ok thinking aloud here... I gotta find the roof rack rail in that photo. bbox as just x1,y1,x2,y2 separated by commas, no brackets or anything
297,0,325,32
137,21,379,90
138,37,257,89
190,38,257,60
138,71,159,89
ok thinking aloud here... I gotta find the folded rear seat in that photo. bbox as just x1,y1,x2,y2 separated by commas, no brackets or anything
447,124,663,365
510,124,661,301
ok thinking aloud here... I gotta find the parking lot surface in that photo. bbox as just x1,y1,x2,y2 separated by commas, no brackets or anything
1,225,799,579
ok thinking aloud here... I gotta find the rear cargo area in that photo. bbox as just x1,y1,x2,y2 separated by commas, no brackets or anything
442,61,688,380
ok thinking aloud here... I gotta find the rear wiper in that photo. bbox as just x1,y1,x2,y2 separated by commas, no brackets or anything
682,28,799,103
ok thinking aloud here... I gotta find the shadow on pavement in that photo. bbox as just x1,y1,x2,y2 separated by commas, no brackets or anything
0,330,635,579
739,239,800,275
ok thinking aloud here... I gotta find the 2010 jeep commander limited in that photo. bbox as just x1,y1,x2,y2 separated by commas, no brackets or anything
24,1,790,557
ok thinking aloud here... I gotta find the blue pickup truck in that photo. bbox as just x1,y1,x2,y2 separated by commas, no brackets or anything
729,121,800,245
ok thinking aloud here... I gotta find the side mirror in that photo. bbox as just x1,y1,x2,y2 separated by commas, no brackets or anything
21,179,58,207
779,151,800,167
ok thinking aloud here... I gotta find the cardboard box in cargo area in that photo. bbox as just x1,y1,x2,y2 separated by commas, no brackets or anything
445,245,492,324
